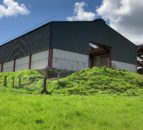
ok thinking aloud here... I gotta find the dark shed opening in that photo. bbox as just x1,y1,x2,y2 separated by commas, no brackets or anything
89,43,111,68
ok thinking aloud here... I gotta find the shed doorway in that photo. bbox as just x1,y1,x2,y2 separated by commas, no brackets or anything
89,43,111,68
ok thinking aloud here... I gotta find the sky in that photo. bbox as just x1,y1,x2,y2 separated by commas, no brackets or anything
0,0,142,45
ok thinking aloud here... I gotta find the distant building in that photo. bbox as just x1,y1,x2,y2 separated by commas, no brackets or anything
0,19,137,72
137,44,143,73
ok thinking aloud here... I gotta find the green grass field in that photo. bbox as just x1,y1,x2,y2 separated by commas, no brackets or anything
0,92,143,130
1,68,143,130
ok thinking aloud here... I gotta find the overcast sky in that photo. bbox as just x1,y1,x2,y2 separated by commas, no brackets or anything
0,0,142,45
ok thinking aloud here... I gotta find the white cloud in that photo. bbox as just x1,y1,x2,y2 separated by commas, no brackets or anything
0,0,30,18
97,0,143,45
67,1,96,21
68,1,143,44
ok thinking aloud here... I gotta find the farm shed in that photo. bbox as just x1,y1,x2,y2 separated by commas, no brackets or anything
0,19,137,72
137,44,143,73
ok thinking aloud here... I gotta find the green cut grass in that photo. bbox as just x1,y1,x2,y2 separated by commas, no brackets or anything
49,67,143,96
1,67,143,95
0,92,143,130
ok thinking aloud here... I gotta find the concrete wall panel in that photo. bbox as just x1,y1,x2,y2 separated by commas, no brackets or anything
3,61,13,72
31,50,49,70
112,60,136,72
53,49,88,71
15,56,29,71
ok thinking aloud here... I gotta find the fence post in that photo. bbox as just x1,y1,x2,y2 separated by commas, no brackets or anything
3,76,7,87
57,72,60,83
18,76,22,88
12,77,15,88
77,61,79,71
41,77,48,94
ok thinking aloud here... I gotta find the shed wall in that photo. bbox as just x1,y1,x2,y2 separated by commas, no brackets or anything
3,61,13,72
112,60,136,72
31,50,49,70
0,64,2,72
51,21,136,65
0,24,51,63
52,49,88,71
15,56,29,71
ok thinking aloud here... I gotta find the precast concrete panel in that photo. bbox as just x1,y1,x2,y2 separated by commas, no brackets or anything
112,60,136,72
31,50,49,70
15,56,29,71
3,61,13,72
53,49,88,71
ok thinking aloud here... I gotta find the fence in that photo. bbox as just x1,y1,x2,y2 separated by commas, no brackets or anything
2,75,43,92
0,70,73,94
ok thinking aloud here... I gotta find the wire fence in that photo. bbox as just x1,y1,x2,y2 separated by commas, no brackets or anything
0,70,73,94
2,75,43,91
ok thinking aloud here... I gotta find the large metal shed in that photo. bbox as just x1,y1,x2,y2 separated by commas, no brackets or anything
0,19,137,72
